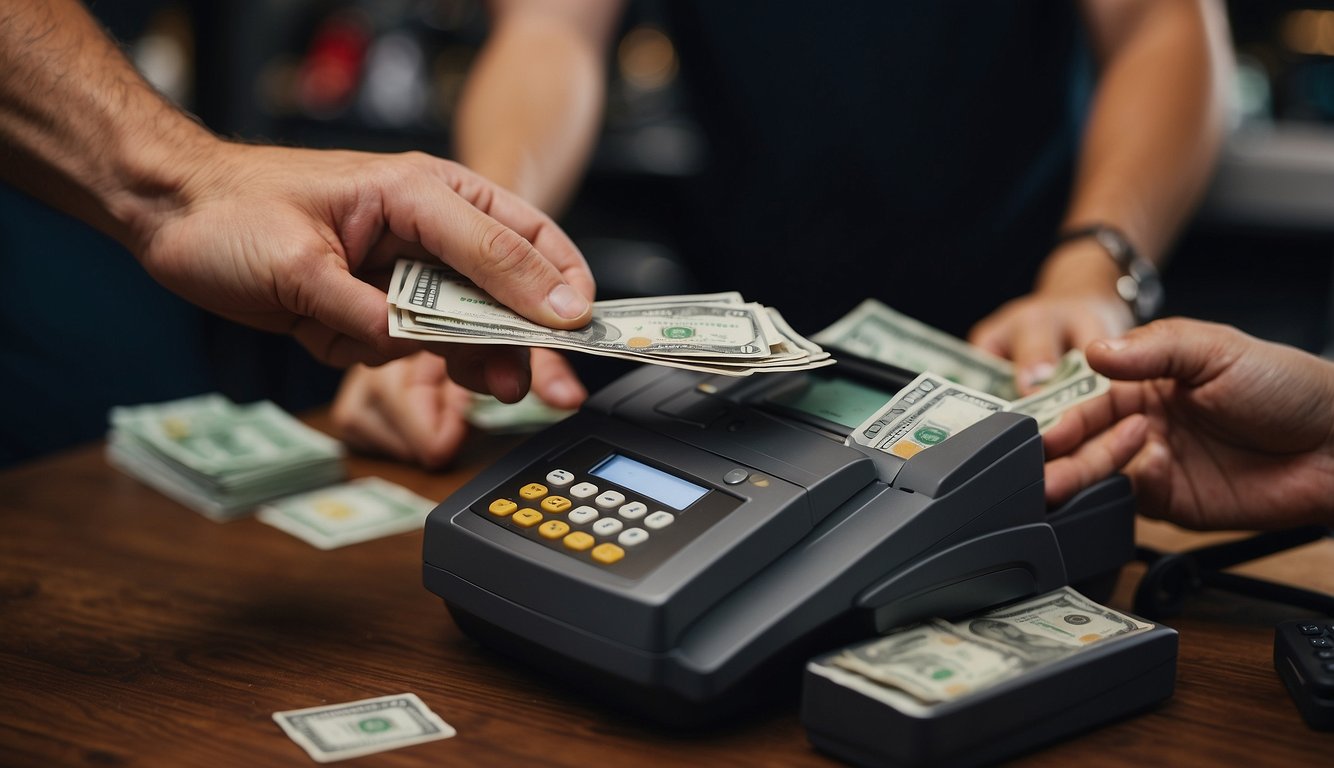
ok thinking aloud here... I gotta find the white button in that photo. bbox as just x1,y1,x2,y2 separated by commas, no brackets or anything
567,505,598,525
618,528,649,547
644,511,675,530
569,482,598,499
595,490,625,508
545,469,575,487
618,501,648,520
592,518,623,537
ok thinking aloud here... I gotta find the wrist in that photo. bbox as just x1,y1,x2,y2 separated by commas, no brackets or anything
101,111,220,254
1036,239,1124,298
1051,224,1163,323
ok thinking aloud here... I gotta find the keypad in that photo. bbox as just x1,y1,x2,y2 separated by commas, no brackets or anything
1288,621,1334,676
474,463,695,572
469,440,745,578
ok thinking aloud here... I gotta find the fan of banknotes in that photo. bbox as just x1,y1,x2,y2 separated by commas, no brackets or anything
107,394,346,521
385,259,834,376
812,299,1110,457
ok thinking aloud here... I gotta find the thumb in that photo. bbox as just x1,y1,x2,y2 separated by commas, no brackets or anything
1084,318,1240,387
387,157,594,330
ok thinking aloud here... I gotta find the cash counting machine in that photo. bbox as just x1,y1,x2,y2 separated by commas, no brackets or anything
422,351,1134,725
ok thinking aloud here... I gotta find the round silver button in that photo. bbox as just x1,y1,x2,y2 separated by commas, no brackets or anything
723,468,749,485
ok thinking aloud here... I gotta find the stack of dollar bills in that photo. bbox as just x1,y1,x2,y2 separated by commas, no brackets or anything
812,299,1110,457
107,394,345,521
802,587,1175,767
817,587,1154,714
386,259,834,376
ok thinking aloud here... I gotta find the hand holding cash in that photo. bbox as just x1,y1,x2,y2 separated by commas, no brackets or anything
385,259,834,376
373,263,1111,464
814,300,1110,457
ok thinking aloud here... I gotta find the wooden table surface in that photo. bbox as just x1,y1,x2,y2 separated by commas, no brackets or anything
2,415,1331,767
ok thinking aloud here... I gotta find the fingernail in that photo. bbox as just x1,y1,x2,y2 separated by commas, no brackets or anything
547,284,590,321
1095,338,1128,352
546,378,581,406
1023,362,1056,389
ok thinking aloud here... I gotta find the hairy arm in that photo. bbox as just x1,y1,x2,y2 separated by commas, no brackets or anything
0,0,214,252
970,0,1233,388
1046,0,1232,289
455,0,624,215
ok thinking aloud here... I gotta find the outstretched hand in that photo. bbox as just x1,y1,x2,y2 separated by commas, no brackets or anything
1042,318,1334,530
136,143,595,395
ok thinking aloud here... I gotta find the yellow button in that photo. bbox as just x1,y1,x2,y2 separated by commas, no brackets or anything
538,520,570,539
519,483,548,500
540,495,572,513
591,543,624,564
488,499,518,517
563,531,595,551
512,508,543,528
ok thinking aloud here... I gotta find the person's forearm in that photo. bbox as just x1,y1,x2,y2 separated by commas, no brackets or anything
1061,0,1231,266
0,0,215,251
454,1,621,215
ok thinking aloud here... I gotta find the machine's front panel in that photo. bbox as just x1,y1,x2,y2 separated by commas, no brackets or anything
470,438,744,580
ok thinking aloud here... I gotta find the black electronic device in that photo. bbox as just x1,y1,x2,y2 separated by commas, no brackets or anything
421,351,1136,726
1274,618,1334,730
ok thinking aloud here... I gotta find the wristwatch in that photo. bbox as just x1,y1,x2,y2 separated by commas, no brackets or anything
1055,224,1164,324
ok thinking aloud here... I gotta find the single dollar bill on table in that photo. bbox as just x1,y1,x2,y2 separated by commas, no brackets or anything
385,259,833,376
273,693,455,763
256,476,436,549
106,393,345,521
825,587,1153,711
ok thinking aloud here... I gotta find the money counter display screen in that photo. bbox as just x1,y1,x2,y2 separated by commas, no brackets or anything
589,454,709,510
770,374,895,430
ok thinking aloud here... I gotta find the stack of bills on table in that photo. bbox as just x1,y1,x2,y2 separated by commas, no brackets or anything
813,299,1110,457
106,394,345,521
823,586,1154,714
803,588,1176,767
385,259,834,376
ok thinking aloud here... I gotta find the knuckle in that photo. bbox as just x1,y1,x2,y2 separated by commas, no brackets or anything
477,222,539,280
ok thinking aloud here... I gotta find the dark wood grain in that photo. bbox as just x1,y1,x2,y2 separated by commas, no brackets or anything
1,417,1330,767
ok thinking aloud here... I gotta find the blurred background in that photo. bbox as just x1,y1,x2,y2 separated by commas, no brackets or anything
2,0,1332,465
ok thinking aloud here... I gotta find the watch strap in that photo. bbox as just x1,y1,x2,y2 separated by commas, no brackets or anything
1054,224,1163,324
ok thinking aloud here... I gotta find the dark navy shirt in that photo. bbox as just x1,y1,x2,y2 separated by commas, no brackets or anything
662,2,1093,337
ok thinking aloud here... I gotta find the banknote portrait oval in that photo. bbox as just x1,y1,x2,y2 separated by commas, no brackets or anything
358,717,394,733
